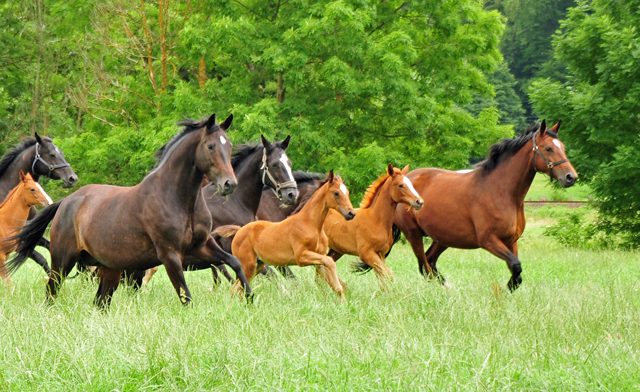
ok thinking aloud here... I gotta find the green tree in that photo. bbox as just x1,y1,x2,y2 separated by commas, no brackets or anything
531,0,640,246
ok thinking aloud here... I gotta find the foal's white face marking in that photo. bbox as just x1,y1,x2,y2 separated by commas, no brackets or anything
34,182,53,205
403,177,420,198
279,153,294,181
552,139,562,149
339,184,348,195
219,135,227,145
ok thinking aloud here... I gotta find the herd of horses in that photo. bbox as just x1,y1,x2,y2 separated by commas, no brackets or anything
0,114,577,307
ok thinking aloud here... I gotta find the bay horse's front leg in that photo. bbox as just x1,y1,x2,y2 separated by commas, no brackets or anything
297,250,345,302
482,236,522,292
158,250,192,306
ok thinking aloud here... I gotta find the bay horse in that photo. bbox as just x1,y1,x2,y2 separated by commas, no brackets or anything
143,135,300,286
0,171,52,285
216,171,355,301
324,164,423,287
0,133,77,274
7,114,252,307
393,120,577,291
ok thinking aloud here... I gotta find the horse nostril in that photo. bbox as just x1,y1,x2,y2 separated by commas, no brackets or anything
566,173,574,184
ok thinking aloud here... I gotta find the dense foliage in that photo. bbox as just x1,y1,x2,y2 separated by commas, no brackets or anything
0,0,514,199
531,0,640,246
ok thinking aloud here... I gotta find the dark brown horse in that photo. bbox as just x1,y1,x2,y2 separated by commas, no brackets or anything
143,135,300,286
0,133,77,274
393,120,577,291
257,171,326,222
7,114,252,307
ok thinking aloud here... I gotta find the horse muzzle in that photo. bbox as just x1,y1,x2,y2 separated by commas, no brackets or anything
412,198,424,211
340,208,356,221
279,187,299,206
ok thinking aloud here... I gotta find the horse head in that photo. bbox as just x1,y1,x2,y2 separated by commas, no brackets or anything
19,170,52,208
532,120,578,187
387,164,423,210
195,114,238,196
33,133,77,188
325,170,355,221
260,134,299,205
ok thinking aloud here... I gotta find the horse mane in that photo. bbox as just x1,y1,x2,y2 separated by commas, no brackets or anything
293,171,326,183
154,119,212,163
359,172,391,209
0,137,51,179
290,175,333,215
0,180,23,209
231,143,262,167
476,122,547,172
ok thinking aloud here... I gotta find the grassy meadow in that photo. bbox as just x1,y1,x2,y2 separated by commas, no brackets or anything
1,206,639,391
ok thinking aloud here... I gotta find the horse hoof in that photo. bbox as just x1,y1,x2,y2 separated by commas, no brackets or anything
442,281,452,289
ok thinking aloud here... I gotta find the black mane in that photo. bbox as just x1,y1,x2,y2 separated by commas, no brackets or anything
154,118,218,164
0,136,51,178
231,143,262,168
293,170,326,183
476,122,541,172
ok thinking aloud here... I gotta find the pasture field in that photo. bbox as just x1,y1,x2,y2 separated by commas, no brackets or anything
1,206,639,391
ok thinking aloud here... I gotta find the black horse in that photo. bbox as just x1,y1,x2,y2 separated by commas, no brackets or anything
7,114,252,307
0,133,77,273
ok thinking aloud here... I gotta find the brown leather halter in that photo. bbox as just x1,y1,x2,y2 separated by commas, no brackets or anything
531,130,569,182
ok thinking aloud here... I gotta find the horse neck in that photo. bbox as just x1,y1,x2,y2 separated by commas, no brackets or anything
0,147,38,199
232,148,265,213
486,140,537,203
146,131,204,207
366,179,397,224
295,183,329,230
0,185,30,219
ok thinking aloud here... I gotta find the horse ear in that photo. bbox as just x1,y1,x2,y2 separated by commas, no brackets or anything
538,119,547,136
387,164,394,176
220,114,233,131
19,169,26,181
260,134,272,150
34,132,43,144
281,135,291,150
204,113,216,130
327,170,334,183
550,120,562,134
401,164,410,175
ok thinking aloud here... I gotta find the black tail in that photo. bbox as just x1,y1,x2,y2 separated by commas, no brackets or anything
351,224,402,275
5,199,63,276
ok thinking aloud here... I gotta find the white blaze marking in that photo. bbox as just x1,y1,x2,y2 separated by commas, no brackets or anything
35,182,53,205
552,139,562,149
403,177,420,198
339,184,347,195
279,153,294,181
220,135,227,145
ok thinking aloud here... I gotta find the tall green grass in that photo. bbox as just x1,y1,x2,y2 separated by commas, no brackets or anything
0,207,638,391
525,175,592,201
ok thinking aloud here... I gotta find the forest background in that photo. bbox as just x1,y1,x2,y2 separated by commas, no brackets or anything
1,0,638,246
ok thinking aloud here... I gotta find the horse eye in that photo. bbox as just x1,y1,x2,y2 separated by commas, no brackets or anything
272,163,278,168
333,191,339,197
50,153,56,158
545,147,552,152
208,144,214,151
31,188,36,192
399,184,404,188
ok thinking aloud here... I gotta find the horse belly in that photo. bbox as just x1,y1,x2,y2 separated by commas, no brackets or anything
253,224,296,266
418,204,479,249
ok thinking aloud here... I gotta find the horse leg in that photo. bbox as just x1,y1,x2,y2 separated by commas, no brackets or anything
158,250,192,306
324,250,348,288
122,269,146,290
297,250,345,302
0,254,11,286
28,250,51,275
276,266,297,280
402,227,433,277
360,251,394,290
424,242,448,286
187,237,253,299
46,252,78,304
482,237,522,292
94,266,122,308
142,266,159,286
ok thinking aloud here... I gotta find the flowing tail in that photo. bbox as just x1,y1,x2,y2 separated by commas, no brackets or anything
351,224,402,275
5,199,63,276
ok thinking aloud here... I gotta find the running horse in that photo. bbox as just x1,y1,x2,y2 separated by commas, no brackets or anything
142,135,300,286
323,164,423,288
0,133,77,273
394,120,577,291
0,171,52,285
216,171,356,301
7,114,252,307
